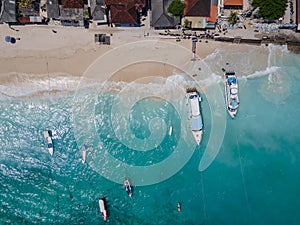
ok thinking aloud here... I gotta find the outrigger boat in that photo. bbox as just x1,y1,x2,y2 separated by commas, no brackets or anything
186,89,203,145
43,130,53,156
224,71,240,119
124,178,132,198
99,198,108,221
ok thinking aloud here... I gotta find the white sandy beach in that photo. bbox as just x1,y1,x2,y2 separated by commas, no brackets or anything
0,23,271,90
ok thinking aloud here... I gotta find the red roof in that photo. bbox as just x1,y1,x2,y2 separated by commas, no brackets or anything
297,0,300,24
106,0,145,24
184,0,211,17
61,0,84,9
207,5,217,23
224,0,243,6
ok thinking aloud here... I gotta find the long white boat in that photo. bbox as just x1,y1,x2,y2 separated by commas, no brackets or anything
81,148,87,164
186,89,203,145
43,130,53,156
224,72,240,119
124,178,132,198
99,198,108,221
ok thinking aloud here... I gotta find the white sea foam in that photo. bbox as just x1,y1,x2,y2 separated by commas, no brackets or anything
243,66,280,80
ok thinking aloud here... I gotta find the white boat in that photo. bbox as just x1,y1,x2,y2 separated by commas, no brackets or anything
168,126,173,136
43,130,53,156
186,89,203,145
99,198,108,221
224,72,240,119
82,149,87,164
124,178,132,198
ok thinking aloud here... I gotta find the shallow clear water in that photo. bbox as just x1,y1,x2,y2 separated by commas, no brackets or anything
1,45,300,224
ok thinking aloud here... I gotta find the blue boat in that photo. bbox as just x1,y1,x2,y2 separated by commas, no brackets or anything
186,89,203,145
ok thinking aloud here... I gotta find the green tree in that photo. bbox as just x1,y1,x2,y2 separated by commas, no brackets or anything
184,18,190,28
18,0,32,10
167,0,185,17
228,11,238,24
252,0,287,20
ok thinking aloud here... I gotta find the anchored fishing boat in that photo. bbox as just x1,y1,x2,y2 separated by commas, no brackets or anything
43,130,53,156
99,198,108,221
124,178,132,198
224,71,240,119
186,89,203,145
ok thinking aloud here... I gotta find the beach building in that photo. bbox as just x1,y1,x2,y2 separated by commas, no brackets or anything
182,0,216,29
60,0,85,26
0,0,17,23
105,0,146,27
91,0,108,25
46,0,60,19
207,1,218,29
218,0,244,19
150,0,179,29
297,0,300,32
223,0,243,9
17,0,44,24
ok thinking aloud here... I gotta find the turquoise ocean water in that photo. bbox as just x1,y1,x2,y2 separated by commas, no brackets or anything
1,45,300,224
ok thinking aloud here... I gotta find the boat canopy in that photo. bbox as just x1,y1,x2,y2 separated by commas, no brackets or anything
99,200,105,212
230,100,239,109
227,77,237,84
191,116,203,131
190,96,200,117
48,143,53,148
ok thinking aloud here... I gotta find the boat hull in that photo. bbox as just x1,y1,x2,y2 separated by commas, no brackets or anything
224,72,239,119
192,130,202,146
124,178,132,198
99,199,107,221
43,130,53,156
82,149,87,164
186,89,203,145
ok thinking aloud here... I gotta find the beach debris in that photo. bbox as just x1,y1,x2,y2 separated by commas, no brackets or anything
5,36,19,44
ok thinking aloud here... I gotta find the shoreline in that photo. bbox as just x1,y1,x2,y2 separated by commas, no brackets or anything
0,24,289,87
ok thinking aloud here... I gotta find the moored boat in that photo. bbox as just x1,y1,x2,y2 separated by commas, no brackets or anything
43,130,53,156
124,178,132,198
224,72,240,119
99,198,108,221
82,148,87,164
177,202,181,212
168,125,173,136
186,89,203,145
